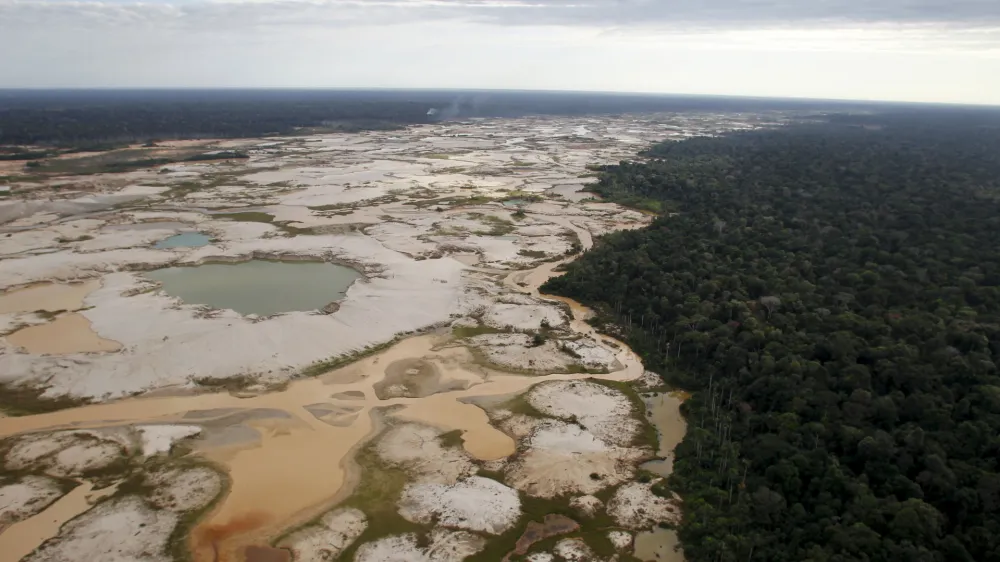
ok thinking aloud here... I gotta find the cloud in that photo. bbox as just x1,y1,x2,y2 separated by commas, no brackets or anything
3,0,1000,32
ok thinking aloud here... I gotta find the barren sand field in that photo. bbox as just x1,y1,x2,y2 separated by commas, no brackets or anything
0,113,779,562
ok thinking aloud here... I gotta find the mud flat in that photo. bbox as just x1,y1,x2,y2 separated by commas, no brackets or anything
6,313,122,354
0,281,100,314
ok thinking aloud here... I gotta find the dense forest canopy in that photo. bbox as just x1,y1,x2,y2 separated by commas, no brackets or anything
543,112,1000,562
0,88,906,146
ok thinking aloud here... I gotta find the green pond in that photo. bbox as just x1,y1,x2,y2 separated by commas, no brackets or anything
146,260,362,316
154,232,212,249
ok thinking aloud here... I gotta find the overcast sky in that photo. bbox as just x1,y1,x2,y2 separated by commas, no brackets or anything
2,0,999,104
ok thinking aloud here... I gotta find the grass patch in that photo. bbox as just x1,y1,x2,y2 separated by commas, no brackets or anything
299,338,400,378
475,215,516,236
211,212,314,235
33,308,67,321
274,221,316,236
452,324,506,339
317,447,424,560
213,211,275,223
191,374,256,393
162,181,206,200
408,195,495,209
438,430,466,449
23,147,248,177
590,378,659,450
518,249,548,259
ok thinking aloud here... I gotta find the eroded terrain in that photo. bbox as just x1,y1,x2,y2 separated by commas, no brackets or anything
0,113,770,561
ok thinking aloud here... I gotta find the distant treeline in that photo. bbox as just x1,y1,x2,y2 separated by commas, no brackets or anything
0,88,932,147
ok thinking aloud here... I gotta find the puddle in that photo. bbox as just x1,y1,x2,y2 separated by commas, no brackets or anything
634,527,684,562
6,313,122,354
154,232,212,249
145,260,361,316
502,199,529,207
0,280,100,314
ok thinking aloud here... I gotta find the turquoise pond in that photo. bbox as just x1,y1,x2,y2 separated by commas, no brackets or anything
154,232,212,249
145,260,363,316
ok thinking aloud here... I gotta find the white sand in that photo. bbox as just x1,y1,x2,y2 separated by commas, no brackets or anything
0,476,65,525
398,476,521,535
608,530,633,551
147,466,223,512
607,479,680,530
527,381,640,446
279,507,367,561
375,424,474,484
23,496,177,562
553,538,599,561
137,425,202,457
505,421,643,498
354,529,485,562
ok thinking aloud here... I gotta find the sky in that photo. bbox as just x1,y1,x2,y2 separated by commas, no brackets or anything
1,0,999,105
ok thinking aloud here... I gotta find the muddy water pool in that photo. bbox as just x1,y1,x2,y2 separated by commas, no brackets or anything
145,260,361,316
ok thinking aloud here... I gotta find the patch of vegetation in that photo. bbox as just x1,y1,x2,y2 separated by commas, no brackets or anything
518,249,548,259
191,374,256,393
438,430,466,449
162,181,207,200
159,458,232,562
408,194,495,209
476,215,516,236
212,211,275,223
505,191,544,203
452,324,506,339
320,447,424,560
0,149,51,161
590,379,659,450
184,150,249,162
299,338,400,378
0,383,91,416
55,235,93,243
32,308,67,321
274,221,317,236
